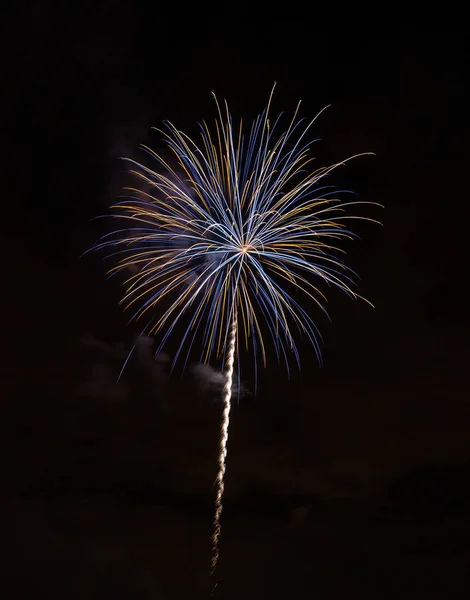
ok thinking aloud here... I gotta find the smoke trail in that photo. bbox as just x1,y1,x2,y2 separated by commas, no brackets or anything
211,313,237,584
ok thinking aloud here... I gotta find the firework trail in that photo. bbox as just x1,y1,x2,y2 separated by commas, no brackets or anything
211,312,237,578
92,83,381,586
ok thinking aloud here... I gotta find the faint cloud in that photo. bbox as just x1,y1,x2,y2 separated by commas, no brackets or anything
190,362,247,400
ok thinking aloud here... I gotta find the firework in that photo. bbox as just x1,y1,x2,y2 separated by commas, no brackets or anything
93,84,380,584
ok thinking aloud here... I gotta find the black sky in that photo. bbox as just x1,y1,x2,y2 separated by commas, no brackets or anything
6,20,468,367
3,11,470,598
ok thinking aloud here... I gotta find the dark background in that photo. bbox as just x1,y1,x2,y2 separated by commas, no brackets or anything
2,8,470,598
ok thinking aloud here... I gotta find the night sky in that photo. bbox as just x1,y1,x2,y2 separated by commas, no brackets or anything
3,10,470,599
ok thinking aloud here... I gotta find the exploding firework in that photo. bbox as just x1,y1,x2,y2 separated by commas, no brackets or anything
93,84,380,584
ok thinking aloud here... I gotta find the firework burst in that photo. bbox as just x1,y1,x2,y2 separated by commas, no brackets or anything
93,84,381,585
